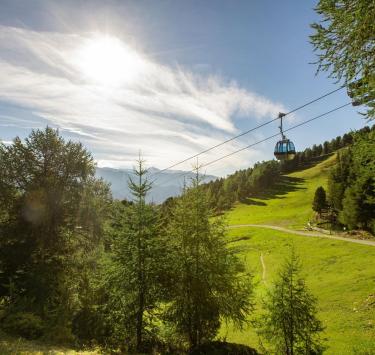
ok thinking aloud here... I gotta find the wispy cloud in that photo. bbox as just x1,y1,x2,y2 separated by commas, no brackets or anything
1,140,13,145
0,25,286,175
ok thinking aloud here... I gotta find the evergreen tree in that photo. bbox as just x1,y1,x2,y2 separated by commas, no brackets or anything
327,149,351,211
311,0,375,119
100,158,164,351
258,250,325,355
339,130,375,232
164,170,253,349
312,186,327,216
0,128,111,337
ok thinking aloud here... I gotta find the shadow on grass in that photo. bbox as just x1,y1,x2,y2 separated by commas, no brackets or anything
240,175,306,205
227,235,251,243
283,153,335,173
243,199,267,206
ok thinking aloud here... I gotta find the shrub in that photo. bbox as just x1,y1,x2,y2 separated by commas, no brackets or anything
2,312,44,339
189,341,258,355
43,324,75,344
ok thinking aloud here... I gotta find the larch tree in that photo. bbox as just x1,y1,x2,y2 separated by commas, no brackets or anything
101,157,164,352
310,0,375,119
258,249,325,355
164,169,253,350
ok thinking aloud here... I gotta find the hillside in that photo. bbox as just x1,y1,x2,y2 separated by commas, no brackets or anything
227,154,338,229
223,227,375,354
221,155,375,354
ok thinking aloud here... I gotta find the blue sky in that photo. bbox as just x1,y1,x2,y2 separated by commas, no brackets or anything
0,0,368,176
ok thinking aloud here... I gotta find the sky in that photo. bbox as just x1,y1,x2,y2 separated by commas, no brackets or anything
0,0,369,177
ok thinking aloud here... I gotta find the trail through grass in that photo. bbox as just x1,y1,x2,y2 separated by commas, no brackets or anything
222,227,375,354
223,155,375,354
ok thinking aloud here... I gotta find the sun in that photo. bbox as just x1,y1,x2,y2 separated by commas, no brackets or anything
75,35,144,86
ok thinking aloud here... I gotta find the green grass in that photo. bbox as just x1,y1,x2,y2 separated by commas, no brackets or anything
222,155,375,354
227,154,337,229
222,227,375,354
0,331,100,355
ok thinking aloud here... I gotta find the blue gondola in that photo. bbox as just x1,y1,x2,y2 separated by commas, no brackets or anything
274,113,296,160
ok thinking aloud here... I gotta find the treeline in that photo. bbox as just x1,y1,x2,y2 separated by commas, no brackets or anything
310,126,375,234
0,128,325,354
204,160,280,212
160,160,281,217
281,125,374,173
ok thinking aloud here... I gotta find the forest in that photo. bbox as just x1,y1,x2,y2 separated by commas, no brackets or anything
0,123,373,354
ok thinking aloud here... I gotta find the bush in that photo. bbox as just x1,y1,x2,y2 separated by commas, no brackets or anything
2,312,44,339
43,324,75,344
72,307,110,345
189,341,258,355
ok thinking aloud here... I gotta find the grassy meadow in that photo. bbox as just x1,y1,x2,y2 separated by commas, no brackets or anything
222,155,375,354
227,154,337,229
222,227,375,354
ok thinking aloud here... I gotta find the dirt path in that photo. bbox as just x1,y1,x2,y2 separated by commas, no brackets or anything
260,253,266,284
229,224,375,247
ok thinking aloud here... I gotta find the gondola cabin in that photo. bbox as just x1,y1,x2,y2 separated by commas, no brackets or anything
274,112,296,161
274,139,296,160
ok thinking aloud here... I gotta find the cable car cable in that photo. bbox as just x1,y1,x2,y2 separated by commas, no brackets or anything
151,85,345,177
156,101,351,186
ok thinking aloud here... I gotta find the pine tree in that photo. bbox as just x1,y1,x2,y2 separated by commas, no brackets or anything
258,250,325,355
164,169,253,349
328,130,375,233
312,186,327,216
311,0,375,119
102,157,163,351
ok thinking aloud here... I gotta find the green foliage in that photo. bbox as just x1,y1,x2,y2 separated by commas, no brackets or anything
258,250,325,355
202,160,280,213
2,312,44,340
164,171,254,349
312,186,327,215
311,0,375,118
0,124,373,353
328,129,375,233
327,150,351,211
0,127,111,341
98,158,166,352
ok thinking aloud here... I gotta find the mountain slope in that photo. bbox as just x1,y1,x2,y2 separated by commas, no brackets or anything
96,167,216,203
221,155,375,354
227,154,337,229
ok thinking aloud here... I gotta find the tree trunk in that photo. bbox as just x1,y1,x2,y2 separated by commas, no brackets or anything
136,289,144,351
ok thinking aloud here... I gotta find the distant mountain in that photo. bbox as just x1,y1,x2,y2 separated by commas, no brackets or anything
95,167,217,203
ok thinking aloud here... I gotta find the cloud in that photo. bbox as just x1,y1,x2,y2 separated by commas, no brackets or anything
1,140,13,145
0,25,286,175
